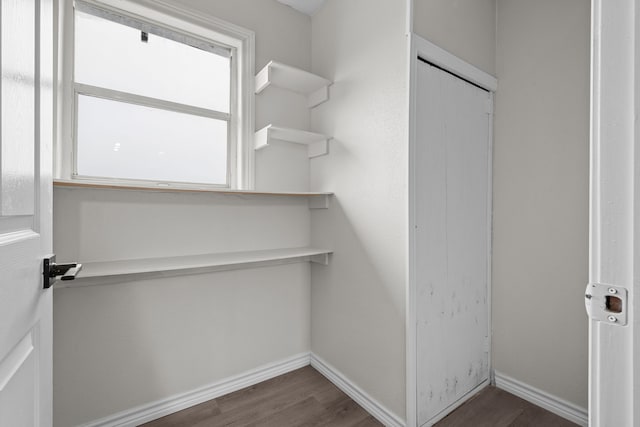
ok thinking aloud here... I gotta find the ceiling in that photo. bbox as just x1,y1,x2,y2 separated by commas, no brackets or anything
276,0,326,16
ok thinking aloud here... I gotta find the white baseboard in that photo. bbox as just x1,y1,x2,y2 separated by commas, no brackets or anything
79,351,406,427
79,352,311,427
310,353,405,427
424,379,491,426
493,371,588,427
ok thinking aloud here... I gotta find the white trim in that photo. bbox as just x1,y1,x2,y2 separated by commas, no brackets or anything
405,0,414,35
411,34,497,92
423,380,490,427
57,0,255,189
406,32,497,427
589,1,640,425
406,30,419,427
494,371,588,427
77,353,311,427
310,353,405,427
75,351,405,427
74,83,231,121
486,92,495,388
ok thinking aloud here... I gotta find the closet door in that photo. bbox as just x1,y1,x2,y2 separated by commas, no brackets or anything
415,60,492,426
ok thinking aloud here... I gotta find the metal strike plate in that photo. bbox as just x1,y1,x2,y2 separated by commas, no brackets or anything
585,283,628,326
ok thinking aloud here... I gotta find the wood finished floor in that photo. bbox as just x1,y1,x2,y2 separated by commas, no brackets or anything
434,386,579,427
141,366,382,427
141,367,577,427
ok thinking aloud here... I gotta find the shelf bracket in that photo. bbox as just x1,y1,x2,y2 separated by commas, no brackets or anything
309,195,331,209
308,140,329,158
310,253,330,265
254,60,332,108
308,86,329,108
254,125,331,158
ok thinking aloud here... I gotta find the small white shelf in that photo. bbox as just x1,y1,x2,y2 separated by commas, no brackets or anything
255,125,331,158
57,247,333,288
255,61,332,108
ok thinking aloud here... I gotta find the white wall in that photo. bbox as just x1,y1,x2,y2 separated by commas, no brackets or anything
166,0,315,192
412,0,496,75
54,264,310,426
493,0,590,408
52,1,315,425
52,1,592,425
53,187,313,426
310,0,408,419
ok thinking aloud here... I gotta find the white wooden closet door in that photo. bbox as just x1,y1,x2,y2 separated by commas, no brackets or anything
415,60,491,426
0,0,54,425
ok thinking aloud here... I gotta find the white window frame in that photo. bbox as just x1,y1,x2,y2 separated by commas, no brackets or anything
56,0,256,190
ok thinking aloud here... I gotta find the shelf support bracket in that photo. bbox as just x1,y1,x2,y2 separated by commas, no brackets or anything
310,253,330,265
308,86,329,108
308,195,331,209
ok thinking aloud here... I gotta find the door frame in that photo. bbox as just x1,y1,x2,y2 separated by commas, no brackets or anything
406,33,498,427
589,1,640,425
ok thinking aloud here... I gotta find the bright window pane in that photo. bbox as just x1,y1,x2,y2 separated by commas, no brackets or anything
74,10,230,112
76,95,228,185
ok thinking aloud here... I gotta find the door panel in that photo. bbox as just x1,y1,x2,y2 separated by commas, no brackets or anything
0,330,37,427
415,61,491,426
1,0,36,216
0,0,54,425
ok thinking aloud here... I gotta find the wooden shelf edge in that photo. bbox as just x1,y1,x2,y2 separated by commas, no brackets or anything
53,179,333,197
56,247,333,289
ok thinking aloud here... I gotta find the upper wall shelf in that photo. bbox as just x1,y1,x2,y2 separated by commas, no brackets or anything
255,61,332,108
255,125,330,158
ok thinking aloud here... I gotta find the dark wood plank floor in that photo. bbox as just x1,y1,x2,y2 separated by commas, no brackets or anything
142,368,578,427
141,366,382,427
435,386,579,427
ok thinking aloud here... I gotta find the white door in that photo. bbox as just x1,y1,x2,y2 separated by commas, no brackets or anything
587,1,640,425
0,0,54,426
414,60,492,426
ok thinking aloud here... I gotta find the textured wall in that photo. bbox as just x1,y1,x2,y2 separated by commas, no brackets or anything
413,0,496,74
52,1,315,425
493,0,590,409
162,0,316,192
310,0,408,420
53,186,313,426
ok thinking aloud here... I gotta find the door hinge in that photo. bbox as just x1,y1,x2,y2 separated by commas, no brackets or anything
585,283,628,326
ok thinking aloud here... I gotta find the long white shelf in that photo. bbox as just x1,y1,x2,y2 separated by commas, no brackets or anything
254,125,331,158
255,61,332,108
53,180,332,209
57,247,333,288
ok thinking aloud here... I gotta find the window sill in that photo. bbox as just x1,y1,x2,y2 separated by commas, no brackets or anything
53,179,333,208
56,247,332,288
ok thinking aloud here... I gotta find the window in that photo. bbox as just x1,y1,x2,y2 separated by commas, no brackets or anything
60,0,255,189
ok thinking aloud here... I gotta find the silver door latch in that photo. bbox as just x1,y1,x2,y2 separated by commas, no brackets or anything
585,283,628,326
